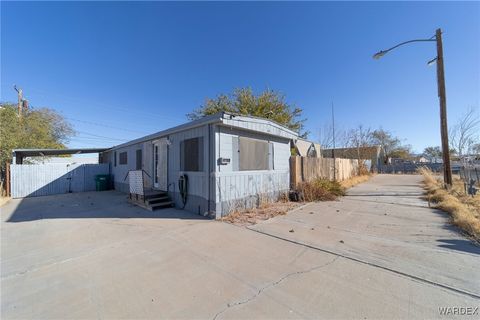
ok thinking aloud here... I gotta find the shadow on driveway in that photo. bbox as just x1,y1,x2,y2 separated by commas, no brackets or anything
3,191,206,222
437,239,480,255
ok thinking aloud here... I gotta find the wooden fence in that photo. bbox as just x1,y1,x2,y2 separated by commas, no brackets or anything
290,156,359,188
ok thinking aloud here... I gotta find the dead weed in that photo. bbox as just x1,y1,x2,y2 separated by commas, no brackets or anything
220,201,301,226
340,174,372,189
418,167,480,241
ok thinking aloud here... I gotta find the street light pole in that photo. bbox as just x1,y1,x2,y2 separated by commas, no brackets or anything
373,28,452,187
435,28,452,187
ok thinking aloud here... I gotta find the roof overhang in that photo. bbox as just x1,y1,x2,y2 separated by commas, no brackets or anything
108,112,299,151
12,148,109,164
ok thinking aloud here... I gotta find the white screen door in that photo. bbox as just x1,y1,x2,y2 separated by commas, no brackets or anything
153,138,168,190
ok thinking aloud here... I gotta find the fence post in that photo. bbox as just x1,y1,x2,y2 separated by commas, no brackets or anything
6,162,10,197
290,156,299,189
300,156,304,184
289,157,293,188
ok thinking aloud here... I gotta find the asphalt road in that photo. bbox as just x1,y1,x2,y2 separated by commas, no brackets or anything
1,174,479,319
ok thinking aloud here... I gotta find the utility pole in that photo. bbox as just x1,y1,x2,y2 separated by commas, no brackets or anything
13,85,23,118
372,28,452,187
435,28,452,187
332,102,336,181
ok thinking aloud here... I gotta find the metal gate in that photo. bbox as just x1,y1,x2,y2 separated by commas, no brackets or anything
10,163,110,198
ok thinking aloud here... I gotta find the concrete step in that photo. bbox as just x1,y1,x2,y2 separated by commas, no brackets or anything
148,201,174,210
144,190,168,200
146,196,170,205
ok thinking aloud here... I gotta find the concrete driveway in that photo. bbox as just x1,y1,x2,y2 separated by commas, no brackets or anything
250,174,480,297
1,178,479,319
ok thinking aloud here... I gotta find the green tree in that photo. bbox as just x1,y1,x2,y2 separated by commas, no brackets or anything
370,129,404,162
423,146,442,163
187,88,308,138
0,103,75,171
389,145,413,160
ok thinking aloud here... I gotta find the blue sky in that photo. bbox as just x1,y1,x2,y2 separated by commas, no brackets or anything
1,1,479,153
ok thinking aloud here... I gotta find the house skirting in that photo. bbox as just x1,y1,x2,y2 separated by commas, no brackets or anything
216,189,289,219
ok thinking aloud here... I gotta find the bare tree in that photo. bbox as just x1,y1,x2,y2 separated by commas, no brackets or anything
472,143,480,156
346,125,373,159
370,129,402,163
317,122,347,149
449,107,480,159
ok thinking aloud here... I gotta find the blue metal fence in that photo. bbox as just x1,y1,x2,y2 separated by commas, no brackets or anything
378,163,443,174
10,163,110,198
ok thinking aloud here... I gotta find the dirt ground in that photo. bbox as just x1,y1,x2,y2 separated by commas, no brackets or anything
220,201,303,226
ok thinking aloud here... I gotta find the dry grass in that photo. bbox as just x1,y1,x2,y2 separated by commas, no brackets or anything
340,174,372,189
220,200,301,226
0,196,10,207
418,167,480,241
296,178,345,202
221,174,371,226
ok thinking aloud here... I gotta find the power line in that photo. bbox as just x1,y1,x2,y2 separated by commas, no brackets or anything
70,136,118,142
23,87,185,123
66,140,111,147
74,130,129,142
4,86,194,139
67,117,151,135
17,99,155,135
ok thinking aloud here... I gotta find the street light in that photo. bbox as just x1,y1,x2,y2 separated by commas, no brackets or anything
373,28,452,187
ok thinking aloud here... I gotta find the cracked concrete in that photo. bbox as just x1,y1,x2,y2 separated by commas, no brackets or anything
249,174,480,298
2,185,479,319
212,256,340,320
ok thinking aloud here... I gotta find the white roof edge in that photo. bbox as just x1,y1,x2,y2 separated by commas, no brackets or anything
108,113,223,151
107,111,299,151
223,112,299,137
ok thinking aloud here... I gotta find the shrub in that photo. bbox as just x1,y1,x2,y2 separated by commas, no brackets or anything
358,160,371,176
296,178,345,202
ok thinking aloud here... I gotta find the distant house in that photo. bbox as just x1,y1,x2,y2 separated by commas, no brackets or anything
100,112,299,218
413,155,430,164
294,139,321,158
391,158,413,165
321,145,384,172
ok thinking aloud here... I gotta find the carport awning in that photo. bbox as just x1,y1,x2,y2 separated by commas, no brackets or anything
12,148,109,164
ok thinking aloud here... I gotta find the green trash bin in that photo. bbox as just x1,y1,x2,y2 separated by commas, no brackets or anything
95,174,110,191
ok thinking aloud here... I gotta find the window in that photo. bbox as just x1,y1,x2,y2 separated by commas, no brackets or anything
119,152,128,165
114,151,117,167
180,137,203,172
136,149,142,170
238,137,270,171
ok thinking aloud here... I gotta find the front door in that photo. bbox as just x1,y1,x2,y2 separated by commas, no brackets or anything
153,138,168,191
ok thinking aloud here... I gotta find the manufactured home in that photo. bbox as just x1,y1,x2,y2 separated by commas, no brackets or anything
100,112,299,219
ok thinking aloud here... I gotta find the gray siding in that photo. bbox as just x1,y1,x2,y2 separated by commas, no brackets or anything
108,125,213,216
168,125,212,215
104,114,297,218
107,141,155,193
214,125,291,217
